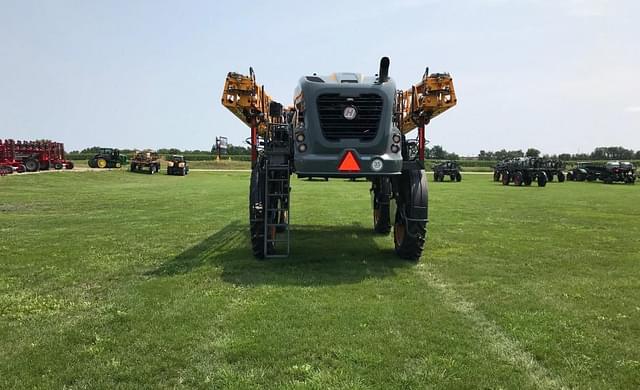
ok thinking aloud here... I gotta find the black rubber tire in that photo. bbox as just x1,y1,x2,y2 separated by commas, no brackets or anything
372,177,391,234
538,171,548,187
502,172,510,186
547,171,554,182
24,159,40,172
66,161,74,170
566,171,574,181
54,163,63,170
524,175,533,186
433,173,438,182
493,171,501,182
455,172,462,182
513,172,523,186
393,170,427,261
558,172,566,182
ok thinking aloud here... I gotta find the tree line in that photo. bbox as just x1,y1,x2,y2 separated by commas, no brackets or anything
477,146,640,161
71,144,253,156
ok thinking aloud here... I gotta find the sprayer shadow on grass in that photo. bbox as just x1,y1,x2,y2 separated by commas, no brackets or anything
149,220,412,286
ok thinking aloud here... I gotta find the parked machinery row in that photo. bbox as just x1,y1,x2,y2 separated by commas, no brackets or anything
87,148,189,176
493,157,558,187
128,150,189,176
0,139,74,174
567,161,636,184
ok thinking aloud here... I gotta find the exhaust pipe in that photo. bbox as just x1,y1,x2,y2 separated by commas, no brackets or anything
378,57,390,83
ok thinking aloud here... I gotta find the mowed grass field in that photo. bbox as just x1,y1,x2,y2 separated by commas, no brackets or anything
1,171,639,389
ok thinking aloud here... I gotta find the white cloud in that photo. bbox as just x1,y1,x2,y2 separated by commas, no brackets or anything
624,106,640,113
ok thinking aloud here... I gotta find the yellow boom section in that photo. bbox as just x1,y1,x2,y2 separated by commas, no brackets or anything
396,72,457,134
221,69,278,135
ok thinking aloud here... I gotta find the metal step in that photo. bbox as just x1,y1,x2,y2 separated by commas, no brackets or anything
264,160,291,258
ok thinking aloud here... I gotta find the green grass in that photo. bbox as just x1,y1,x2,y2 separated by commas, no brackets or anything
1,172,639,389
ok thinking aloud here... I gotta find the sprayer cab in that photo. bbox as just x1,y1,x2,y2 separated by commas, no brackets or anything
291,68,402,178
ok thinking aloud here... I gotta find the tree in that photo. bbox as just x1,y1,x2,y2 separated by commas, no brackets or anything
510,149,525,158
157,148,181,155
526,148,541,158
591,146,634,160
494,149,509,160
429,145,446,159
478,150,495,161
80,146,103,154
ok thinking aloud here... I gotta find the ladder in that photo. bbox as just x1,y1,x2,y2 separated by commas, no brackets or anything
263,159,290,257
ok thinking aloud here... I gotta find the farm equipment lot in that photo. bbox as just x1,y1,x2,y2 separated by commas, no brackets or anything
1,172,639,388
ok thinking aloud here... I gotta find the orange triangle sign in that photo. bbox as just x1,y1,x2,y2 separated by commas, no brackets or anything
338,151,361,172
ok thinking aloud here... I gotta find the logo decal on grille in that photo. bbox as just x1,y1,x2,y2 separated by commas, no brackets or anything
343,106,358,120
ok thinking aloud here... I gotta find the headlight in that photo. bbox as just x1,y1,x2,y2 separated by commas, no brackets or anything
391,144,400,153
178,162,185,168
392,134,401,144
296,132,305,142
298,144,307,152
168,162,174,167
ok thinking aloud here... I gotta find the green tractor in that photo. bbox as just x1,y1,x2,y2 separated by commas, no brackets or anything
88,148,127,168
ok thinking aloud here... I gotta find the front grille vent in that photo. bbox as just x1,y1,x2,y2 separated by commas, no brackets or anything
316,93,383,140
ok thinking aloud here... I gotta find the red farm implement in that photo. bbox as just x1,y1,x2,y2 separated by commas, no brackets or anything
0,139,74,173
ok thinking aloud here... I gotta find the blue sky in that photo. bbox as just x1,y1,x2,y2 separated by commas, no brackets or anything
1,0,638,155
